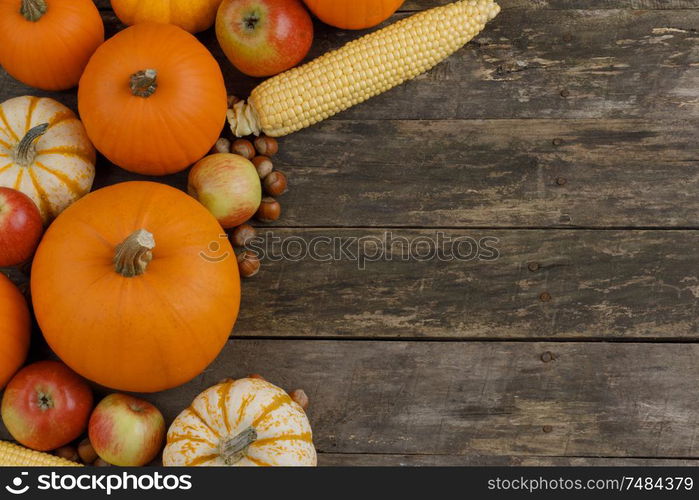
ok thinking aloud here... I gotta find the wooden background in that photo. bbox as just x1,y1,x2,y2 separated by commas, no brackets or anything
2,0,699,465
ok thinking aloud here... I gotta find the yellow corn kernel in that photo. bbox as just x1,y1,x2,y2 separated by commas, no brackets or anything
228,0,500,137
0,441,82,466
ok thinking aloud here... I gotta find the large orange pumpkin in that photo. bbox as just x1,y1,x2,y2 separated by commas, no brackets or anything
31,182,241,393
78,23,228,176
0,274,30,390
0,0,104,91
112,0,223,34
303,0,404,30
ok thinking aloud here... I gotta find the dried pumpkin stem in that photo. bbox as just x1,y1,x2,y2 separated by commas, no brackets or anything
130,69,158,98
113,229,155,278
14,123,48,166
20,0,47,22
220,426,257,465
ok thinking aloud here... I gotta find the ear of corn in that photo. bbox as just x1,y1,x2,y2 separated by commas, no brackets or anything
0,441,82,466
228,0,500,137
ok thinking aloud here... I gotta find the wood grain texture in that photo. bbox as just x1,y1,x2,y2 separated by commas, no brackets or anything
230,229,699,340
318,454,699,466
4,339,699,464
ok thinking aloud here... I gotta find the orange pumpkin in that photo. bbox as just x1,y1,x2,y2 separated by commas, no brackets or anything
78,23,227,176
303,0,404,30
112,0,223,34
31,181,241,393
0,0,104,91
0,274,30,390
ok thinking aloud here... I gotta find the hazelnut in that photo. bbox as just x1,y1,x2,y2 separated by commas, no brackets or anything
232,139,255,159
54,445,79,462
227,95,241,107
252,156,274,179
93,457,111,467
248,374,266,381
237,250,261,278
231,224,257,247
264,171,288,196
254,136,279,156
77,438,98,464
211,137,231,154
256,197,281,222
289,389,309,410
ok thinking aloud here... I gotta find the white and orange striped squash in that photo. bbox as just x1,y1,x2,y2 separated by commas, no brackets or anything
163,378,317,467
0,96,96,223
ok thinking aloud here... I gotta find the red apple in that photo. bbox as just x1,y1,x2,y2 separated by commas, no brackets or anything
216,0,313,77
89,394,165,467
188,153,262,228
0,187,43,267
1,361,93,451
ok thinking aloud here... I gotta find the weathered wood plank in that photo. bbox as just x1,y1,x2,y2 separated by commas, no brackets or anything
230,229,699,340
91,118,699,228
318,454,699,466
273,119,699,228
4,340,699,461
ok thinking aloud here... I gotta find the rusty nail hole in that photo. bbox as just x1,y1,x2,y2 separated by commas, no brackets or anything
560,89,570,98
528,262,540,272
542,425,553,433
555,176,567,186
539,292,552,302
552,138,563,146
541,351,556,363
562,33,573,42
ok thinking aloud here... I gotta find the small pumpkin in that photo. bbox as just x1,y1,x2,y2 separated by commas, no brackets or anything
0,96,96,223
112,0,223,34
31,181,241,393
78,23,228,176
0,0,104,91
163,377,317,466
0,273,30,390
303,0,404,30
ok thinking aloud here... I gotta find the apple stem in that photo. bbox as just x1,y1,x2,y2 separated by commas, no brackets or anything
113,229,155,278
130,69,158,98
20,0,47,22
220,426,257,465
14,123,49,167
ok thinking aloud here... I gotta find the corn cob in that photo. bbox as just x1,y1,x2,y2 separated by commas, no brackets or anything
0,441,82,466
228,0,500,137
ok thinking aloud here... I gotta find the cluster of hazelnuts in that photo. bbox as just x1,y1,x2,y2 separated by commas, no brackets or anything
54,437,110,466
211,134,288,279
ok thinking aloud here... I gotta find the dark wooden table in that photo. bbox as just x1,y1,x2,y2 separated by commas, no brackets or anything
2,0,699,466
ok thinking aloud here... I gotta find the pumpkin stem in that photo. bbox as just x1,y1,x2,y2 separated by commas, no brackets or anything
130,69,158,98
113,229,156,278
20,0,47,22
220,426,257,465
14,123,48,166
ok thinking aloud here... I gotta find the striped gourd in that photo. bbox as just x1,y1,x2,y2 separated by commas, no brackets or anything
0,96,96,223
0,441,82,466
163,377,316,466
228,0,500,137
